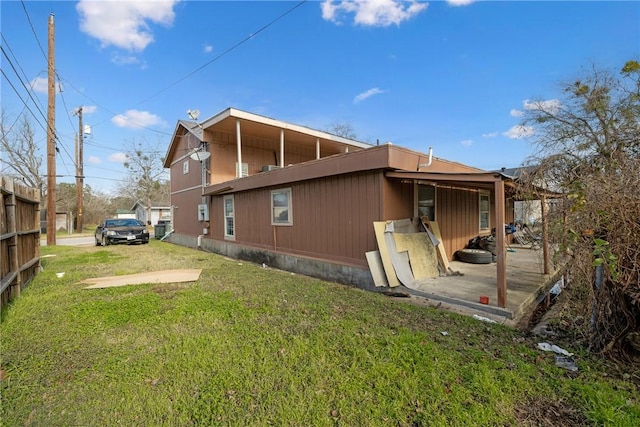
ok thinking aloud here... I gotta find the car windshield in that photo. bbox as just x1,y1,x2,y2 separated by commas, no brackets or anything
105,219,142,227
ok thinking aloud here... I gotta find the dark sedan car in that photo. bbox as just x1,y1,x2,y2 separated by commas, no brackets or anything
95,218,150,246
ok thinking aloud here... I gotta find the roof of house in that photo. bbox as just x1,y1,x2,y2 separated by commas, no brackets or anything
164,107,374,168
131,201,171,210
205,143,505,196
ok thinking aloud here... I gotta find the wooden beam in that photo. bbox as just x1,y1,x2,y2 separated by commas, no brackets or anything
494,179,507,308
235,119,242,178
541,195,550,274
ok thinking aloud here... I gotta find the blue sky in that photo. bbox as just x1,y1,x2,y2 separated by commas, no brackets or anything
2,0,638,194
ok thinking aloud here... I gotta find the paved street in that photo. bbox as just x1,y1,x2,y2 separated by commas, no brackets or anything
41,236,95,247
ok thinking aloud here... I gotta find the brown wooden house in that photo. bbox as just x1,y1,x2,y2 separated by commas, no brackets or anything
163,108,516,306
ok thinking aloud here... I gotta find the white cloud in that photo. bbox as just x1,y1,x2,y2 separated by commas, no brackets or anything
482,131,498,138
87,156,101,164
30,76,62,94
111,109,165,129
354,87,385,104
460,139,473,147
30,77,48,93
111,53,144,66
503,125,534,139
447,0,475,6
203,44,213,53
510,109,524,117
523,98,561,113
108,152,128,163
76,0,180,52
321,0,427,27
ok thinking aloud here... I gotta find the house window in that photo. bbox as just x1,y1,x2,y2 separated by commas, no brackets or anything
224,195,235,239
479,192,490,231
183,160,189,174
271,188,292,226
417,184,436,221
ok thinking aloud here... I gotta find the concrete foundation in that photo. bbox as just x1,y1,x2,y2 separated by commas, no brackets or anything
165,233,378,292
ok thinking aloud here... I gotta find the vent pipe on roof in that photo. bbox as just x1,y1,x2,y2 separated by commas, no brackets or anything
417,147,433,170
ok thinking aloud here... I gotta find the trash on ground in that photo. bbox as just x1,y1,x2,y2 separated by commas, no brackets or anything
537,342,573,356
473,314,496,323
554,355,578,371
56,272,65,278
549,276,565,295
440,331,449,336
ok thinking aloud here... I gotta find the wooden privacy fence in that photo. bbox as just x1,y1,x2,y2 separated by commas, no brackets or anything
1,176,41,307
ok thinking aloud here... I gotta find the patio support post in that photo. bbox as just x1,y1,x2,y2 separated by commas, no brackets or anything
494,179,507,308
316,138,320,159
541,195,550,274
280,129,285,167
235,119,242,178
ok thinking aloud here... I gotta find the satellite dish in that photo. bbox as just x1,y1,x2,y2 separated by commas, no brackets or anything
190,150,210,162
187,109,200,121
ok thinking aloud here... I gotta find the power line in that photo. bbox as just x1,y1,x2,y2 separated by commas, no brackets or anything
20,0,47,61
0,67,49,136
0,43,49,130
132,0,308,109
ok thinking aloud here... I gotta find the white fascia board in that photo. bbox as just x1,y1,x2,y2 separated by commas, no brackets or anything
201,107,372,149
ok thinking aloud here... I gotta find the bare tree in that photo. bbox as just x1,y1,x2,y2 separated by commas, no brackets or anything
326,121,358,139
120,138,169,223
519,60,640,362
0,110,44,197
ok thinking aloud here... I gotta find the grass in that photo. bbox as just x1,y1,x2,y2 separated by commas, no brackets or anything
1,241,638,426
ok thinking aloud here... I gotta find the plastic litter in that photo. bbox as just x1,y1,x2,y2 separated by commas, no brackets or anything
554,355,579,372
56,272,65,278
440,331,449,336
472,314,496,323
537,342,573,356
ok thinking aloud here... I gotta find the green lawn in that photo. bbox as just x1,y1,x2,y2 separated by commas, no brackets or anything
1,241,638,426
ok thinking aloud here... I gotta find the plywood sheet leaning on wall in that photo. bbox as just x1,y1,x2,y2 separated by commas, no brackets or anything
383,228,416,288
365,250,388,287
393,232,439,280
373,221,401,287
422,219,452,273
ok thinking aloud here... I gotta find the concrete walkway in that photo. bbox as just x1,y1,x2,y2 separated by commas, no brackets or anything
406,244,565,325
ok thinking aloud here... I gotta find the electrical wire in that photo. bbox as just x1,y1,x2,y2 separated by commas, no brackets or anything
0,44,49,130
20,0,47,61
132,0,308,109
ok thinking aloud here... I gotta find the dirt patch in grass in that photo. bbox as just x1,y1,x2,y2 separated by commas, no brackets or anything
513,398,588,426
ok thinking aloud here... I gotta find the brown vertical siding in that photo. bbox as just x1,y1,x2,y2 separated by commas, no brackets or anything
210,171,384,267
206,130,332,184
381,178,414,219
169,133,210,237
171,190,203,236
436,186,484,260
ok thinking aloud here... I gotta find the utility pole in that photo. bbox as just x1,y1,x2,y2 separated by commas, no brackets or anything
46,13,56,246
74,106,84,233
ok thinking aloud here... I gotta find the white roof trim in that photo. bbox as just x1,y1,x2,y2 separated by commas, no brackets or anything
200,107,372,149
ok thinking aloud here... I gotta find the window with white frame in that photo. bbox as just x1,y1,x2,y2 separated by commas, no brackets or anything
224,195,235,239
183,160,189,174
417,184,436,221
479,192,490,231
271,188,292,226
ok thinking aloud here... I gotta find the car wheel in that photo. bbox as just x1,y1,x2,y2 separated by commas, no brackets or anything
456,248,493,264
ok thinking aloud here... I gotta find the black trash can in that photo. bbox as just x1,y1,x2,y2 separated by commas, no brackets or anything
154,224,166,239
